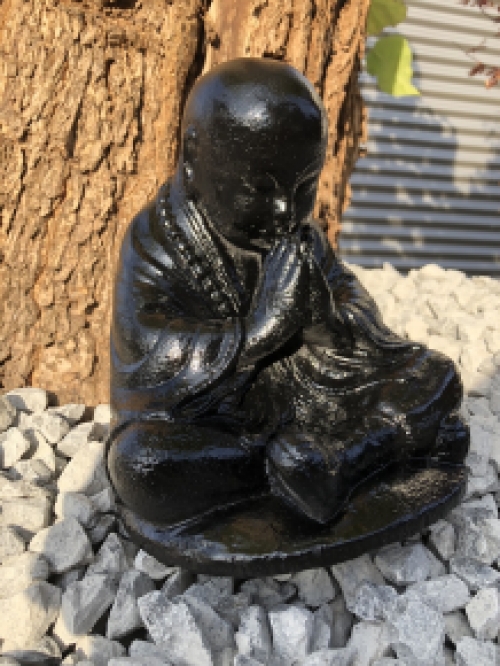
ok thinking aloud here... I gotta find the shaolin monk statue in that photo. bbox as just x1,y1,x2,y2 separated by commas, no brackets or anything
107,58,469,570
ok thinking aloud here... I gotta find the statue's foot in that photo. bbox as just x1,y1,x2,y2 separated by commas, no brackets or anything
428,411,470,465
376,348,464,459
266,410,469,526
266,417,401,524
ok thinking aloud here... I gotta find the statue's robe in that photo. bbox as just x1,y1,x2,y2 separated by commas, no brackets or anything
107,182,463,525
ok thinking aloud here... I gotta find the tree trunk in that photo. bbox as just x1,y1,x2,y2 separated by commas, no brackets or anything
0,0,369,406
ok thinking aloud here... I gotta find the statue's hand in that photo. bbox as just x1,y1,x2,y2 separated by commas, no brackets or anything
237,237,309,369
302,254,353,349
255,235,309,321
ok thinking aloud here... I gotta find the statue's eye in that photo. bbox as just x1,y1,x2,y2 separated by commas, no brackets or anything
254,180,275,195
242,177,275,195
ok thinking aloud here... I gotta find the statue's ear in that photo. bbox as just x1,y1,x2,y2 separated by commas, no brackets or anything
182,125,198,164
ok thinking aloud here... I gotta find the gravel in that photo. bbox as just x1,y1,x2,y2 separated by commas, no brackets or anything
0,262,499,665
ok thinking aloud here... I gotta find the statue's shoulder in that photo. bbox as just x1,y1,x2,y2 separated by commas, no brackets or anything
118,183,179,278
132,181,183,240
129,205,150,243
131,185,170,241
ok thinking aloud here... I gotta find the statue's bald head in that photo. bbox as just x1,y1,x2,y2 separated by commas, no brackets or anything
181,57,327,152
175,58,328,253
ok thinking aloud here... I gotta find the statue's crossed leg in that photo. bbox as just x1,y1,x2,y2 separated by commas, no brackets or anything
266,350,470,524
107,419,270,526
107,410,468,531
266,410,469,525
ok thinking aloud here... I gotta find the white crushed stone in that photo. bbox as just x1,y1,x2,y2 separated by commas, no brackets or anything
0,581,61,651
443,610,474,646
464,586,500,640
160,568,196,599
290,567,336,607
346,620,392,666
29,517,94,573
234,655,267,666
329,596,354,648
53,565,86,593
23,428,57,473
89,486,116,514
240,577,297,610
235,604,272,663
129,638,173,662
268,604,314,663
87,513,116,544
404,574,470,613
301,648,354,666
455,636,500,666
85,532,129,577
0,478,53,541
330,554,385,612
184,577,242,625
4,387,48,413
137,591,217,666
428,519,456,561
215,590,254,628
385,595,446,666
57,439,110,496
72,634,126,666
56,421,97,458
106,570,156,640
133,549,177,580
19,410,71,445
351,582,398,621
182,593,236,659
310,603,334,651
0,395,17,431
8,457,54,486
1,634,62,664
54,491,96,527
0,551,49,598
374,542,445,585
0,525,26,559
0,427,31,468
60,573,119,634
450,555,500,592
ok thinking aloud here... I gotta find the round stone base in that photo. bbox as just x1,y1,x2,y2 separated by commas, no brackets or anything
117,461,467,577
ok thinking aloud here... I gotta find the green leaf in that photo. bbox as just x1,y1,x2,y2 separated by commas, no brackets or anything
366,35,420,96
367,0,407,36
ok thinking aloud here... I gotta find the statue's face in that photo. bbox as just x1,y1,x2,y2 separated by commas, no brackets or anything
185,103,326,254
213,132,324,252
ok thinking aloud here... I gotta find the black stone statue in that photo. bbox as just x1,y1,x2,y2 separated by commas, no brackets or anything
106,57,469,575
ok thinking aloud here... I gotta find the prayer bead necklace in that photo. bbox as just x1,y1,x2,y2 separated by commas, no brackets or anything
157,182,234,318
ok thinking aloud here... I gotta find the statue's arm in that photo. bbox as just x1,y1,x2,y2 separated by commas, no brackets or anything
113,275,270,393
112,294,248,401
235,309,300,371
305,221,412,351
110,222,247,400
133,287,296,375
236,237,309,370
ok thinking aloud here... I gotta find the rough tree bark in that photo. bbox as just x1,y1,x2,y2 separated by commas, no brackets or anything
0,0,370,406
